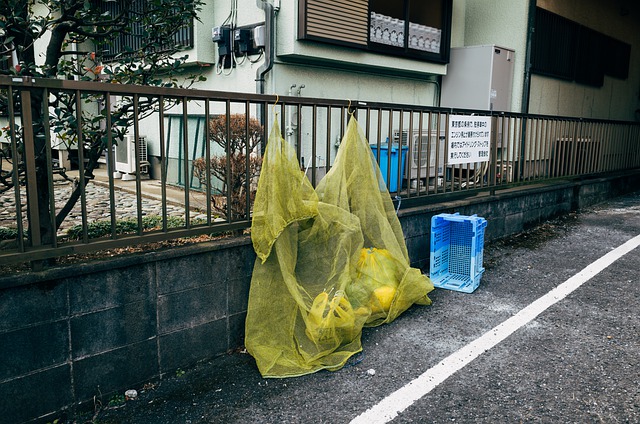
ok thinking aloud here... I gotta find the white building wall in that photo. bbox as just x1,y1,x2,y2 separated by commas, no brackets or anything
186,0,446,105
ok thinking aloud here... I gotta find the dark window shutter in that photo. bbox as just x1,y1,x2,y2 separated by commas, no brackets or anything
531,7,578,80
300,0,369,47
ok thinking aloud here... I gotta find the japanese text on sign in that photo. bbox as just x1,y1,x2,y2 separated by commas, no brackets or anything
447,115,492,164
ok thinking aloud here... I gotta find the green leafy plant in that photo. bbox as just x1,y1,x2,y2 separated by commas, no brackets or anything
192,114,263,221
0,227,19,241
107,394,126,407
65,215,206,240
0,0,206,254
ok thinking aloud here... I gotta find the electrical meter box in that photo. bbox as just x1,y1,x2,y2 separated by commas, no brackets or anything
441,45,515,112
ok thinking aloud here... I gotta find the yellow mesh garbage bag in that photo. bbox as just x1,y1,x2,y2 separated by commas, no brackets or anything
246,116,433,378
315,117,433,326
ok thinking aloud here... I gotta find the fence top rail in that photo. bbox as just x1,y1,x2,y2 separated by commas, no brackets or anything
3,75,640,126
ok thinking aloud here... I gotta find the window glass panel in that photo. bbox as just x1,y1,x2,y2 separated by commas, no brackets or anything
370,0,405,48
408,0,443,53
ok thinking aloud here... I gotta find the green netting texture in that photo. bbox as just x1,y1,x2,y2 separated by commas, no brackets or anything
246,116,433,378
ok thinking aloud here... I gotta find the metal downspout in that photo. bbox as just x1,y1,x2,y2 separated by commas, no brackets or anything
256,0,274,94
518,0,537,179
521,0,536,114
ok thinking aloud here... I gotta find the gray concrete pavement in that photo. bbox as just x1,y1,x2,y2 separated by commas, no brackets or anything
68,191,640,423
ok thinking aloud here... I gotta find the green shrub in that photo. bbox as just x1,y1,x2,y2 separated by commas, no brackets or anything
0,227,19,241
65,215,207,241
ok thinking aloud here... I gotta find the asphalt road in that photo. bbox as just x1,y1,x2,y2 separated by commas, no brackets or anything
79,190,640,424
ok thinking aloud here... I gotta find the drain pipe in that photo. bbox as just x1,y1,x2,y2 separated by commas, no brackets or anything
256,0,274,94
521,0,536,114
518,0,536,179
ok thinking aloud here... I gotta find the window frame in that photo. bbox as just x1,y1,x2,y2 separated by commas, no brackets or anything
298,0,452,64
94,0,195,63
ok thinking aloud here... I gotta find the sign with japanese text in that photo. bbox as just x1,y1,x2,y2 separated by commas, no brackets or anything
447,115,492,164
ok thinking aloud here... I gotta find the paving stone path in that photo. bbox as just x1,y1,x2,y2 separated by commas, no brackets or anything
0,179,193,237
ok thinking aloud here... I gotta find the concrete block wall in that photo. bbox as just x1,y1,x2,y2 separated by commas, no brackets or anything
402,183,575,270
1,172,639,423
0,240,255,424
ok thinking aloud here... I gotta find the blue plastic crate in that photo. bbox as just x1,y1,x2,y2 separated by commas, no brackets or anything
429,213,487,293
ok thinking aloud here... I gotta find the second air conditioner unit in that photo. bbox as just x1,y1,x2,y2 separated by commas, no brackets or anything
393,130,446,182
114,134,149,178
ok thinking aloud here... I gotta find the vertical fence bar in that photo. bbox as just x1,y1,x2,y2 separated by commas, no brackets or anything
416,110,424,197
396,110,404,195
568,120,579,176
204,98,212,225
188,112,201,190
105,93,118,238
440,112,450,193
549,119,557,177
181,97,191,227
592,122,603,173
518,116,527,182
42,88,57,247
505,116,513,183
132,93,144,235
74,89,89,243
526,117,536,181
340,103,346,141
20,88,42,248
612,123,621,171
296,102,303,171
245,100,251,220
626,125,634,169
428,111,436,194
558,120,568,177
311,104,318,187
489,116,499,194
595,122,604,173
545,119,551,179
159,96,169,232
387,109,394,193
365,107,371,144
224,99,231,223
600,122,609,172
7,85,25,251
325,106,332,175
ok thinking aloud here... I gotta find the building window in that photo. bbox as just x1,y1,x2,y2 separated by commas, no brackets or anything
299,0,452,63
532,7,630,87
94,0,194,63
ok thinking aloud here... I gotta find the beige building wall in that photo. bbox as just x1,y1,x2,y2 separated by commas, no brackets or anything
530,0,640,120
461,0,529,113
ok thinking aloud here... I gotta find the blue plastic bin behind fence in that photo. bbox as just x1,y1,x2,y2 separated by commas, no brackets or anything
429,213,487,293
370,143,408,192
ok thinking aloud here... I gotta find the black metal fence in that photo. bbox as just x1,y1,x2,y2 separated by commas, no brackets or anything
1,76,639,267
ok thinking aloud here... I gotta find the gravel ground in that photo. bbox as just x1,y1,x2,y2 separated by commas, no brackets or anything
63,191,640,424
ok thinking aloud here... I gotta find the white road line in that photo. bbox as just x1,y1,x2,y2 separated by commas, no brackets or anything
351,233,640,424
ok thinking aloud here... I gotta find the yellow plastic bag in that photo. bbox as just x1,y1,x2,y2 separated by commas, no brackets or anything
245,117,433,378
306,291,356,342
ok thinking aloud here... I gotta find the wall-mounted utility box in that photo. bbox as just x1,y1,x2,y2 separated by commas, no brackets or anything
441,45,515,112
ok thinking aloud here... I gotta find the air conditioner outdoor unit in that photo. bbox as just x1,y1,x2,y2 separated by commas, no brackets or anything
114,134,149,180
393,130,446,182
